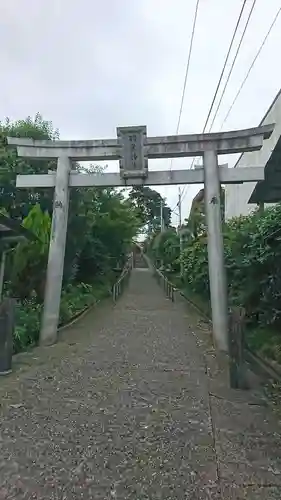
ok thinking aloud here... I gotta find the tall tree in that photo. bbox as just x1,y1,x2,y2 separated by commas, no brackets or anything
129,186,171,232
0,113,58,219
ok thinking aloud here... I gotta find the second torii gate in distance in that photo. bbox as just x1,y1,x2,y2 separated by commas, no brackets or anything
8,123,274,351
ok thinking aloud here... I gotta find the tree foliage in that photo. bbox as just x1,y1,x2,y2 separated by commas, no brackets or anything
129,186,171,232
11,204,51,300
146,228,180,272
186,187,225,238
0,113,58,219
180,204,281,331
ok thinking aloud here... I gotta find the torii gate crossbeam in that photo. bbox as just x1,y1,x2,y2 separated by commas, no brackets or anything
8,123,274,352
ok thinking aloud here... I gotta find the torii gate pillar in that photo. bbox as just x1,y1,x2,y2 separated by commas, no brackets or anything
44,156,71,345
204,149,227,351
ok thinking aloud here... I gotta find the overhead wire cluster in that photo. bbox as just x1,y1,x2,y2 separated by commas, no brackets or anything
173,0,200,143
179,0,252,208
170,0,281,216
219,3,281,131
168,0,200,218
167,0,200,217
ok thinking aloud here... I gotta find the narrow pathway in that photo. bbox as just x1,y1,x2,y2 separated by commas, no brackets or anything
1,269,281,499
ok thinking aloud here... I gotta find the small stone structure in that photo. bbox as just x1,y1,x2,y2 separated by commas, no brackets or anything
0,214,35,374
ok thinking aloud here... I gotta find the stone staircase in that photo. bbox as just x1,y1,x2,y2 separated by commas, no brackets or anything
134,252,147,269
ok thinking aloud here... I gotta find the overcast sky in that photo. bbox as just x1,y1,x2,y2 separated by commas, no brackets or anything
1,0,281,224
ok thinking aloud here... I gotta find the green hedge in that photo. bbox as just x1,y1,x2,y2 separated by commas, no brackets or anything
181,204,281,330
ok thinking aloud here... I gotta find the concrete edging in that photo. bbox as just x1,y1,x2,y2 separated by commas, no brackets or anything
58,256,134,333
57,299,102,334
177,289,281,383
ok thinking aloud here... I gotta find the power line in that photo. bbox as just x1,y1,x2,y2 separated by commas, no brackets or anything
175,0,200,136
170,0,200,175
220,4,281,130
202,0,247,133
180,3,281,213
169,0,200,221
178,0,248,207
208,0,257,132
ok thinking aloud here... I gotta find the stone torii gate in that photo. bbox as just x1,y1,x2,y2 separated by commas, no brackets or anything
8,123,274,351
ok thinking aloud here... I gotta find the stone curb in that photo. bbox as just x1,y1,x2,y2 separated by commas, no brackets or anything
57,299,101,333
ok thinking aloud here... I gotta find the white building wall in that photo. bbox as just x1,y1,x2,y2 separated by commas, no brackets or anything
225,89,281,220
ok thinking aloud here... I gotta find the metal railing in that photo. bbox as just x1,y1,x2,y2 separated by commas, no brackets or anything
112,253,133,302
153,265,176,302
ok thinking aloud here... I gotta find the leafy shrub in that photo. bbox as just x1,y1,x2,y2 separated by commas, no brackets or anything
59,282,107,325
11,204,51,301
181,204,281,330
14,299,42,353
13,281,110,353
148,229,180,272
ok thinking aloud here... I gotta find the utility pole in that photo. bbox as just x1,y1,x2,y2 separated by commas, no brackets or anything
160,199,164,232
178,187,184,278
178,187,182,226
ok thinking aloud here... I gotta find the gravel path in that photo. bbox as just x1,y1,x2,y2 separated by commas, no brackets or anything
1,268,281,499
